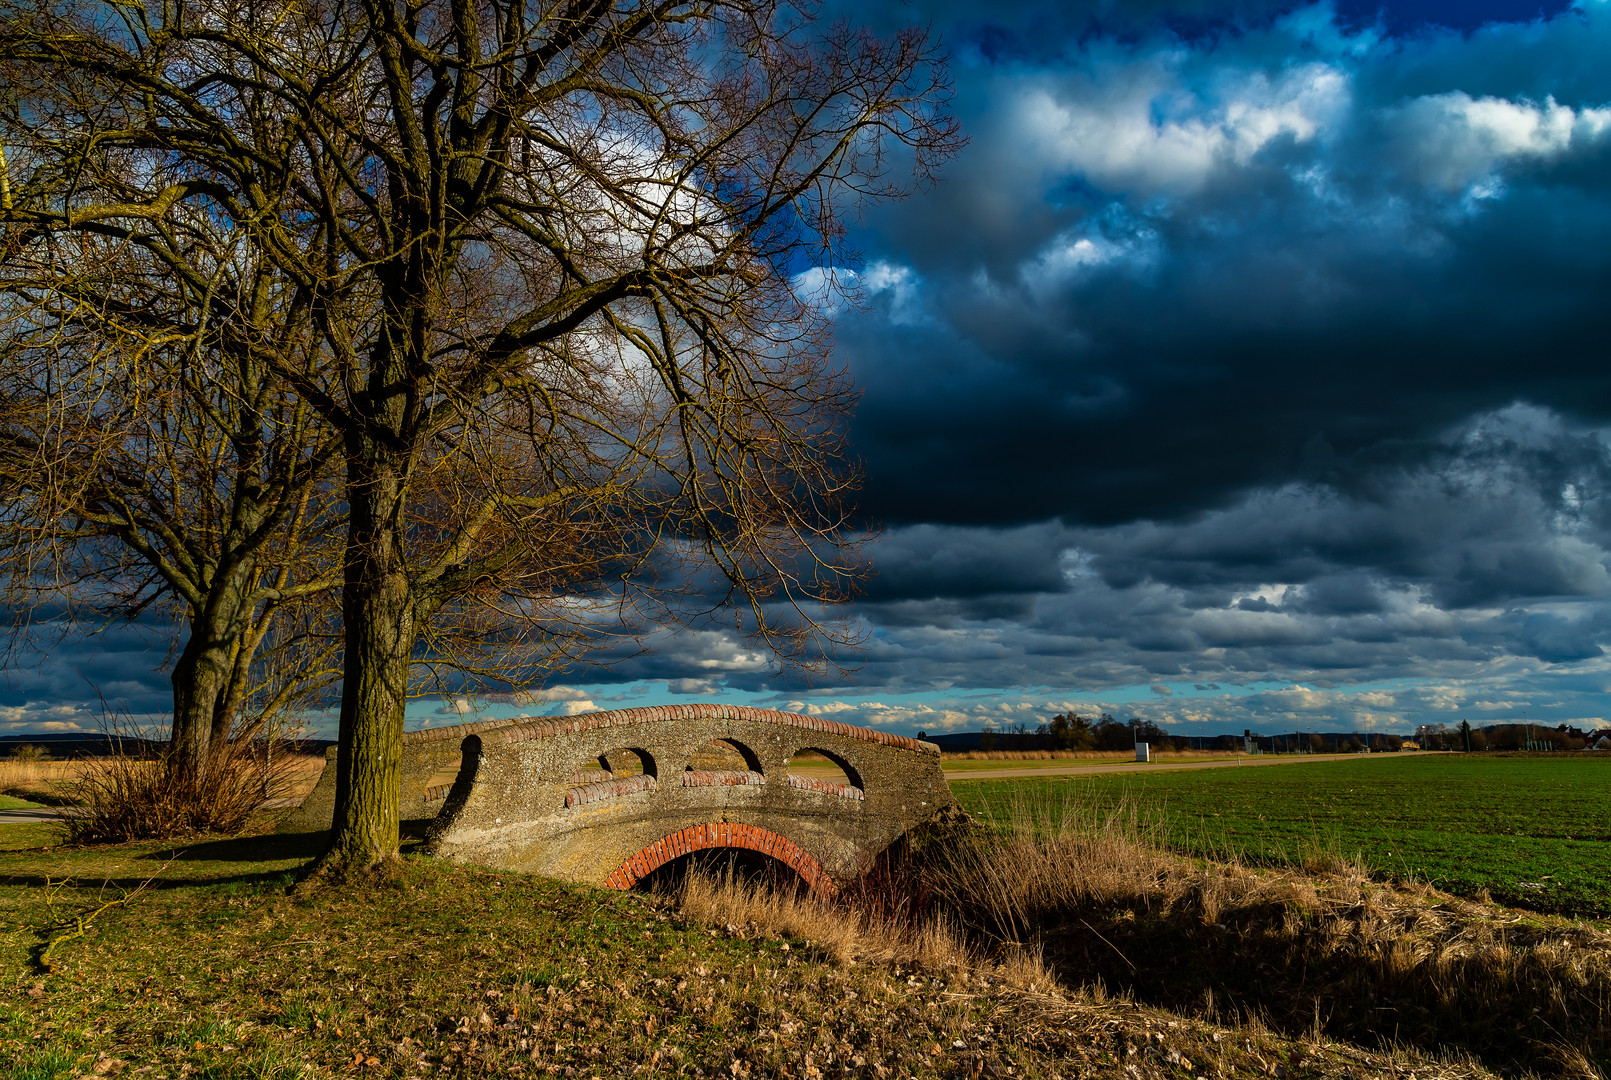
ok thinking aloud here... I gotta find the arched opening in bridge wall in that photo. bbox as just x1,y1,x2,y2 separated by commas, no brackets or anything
603,822,834,897
564,747,657,808
786,747,864,800
601,747,654,777
682,739,764,789
633,847,814,897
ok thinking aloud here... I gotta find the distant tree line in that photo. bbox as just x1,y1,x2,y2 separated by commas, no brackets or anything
1414,721,1609,751
980,714,1172,752
977,715,1611,755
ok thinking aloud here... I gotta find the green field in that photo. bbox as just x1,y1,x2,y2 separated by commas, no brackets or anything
952,754,1611,917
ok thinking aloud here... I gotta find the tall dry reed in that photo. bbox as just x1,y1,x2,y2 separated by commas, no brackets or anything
673,864,1056,991
0,757,84,786
674,785,1611,1078
932,786,1611,1078
0,757,86,803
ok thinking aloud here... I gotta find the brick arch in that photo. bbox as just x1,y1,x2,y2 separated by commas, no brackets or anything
601,822,836,897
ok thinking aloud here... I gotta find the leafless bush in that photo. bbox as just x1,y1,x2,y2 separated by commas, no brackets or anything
63,721,304,842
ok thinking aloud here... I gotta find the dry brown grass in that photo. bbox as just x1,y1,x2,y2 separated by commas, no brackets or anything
278,752,328,800
936,789,1611,1078
673,789,1611,1079
673,862,1150,1057
0,757,85,785
0,756,88,804
672,871,1513,1079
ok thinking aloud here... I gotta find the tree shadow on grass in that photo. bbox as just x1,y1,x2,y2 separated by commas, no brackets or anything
149,819,433,864
149,829,328,864
0,819,438,891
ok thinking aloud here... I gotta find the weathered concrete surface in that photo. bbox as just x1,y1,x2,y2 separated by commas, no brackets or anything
278,716,528,833
423,704,958,894
280,703,958,894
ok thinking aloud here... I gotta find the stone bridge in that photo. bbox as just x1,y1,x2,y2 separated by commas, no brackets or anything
282,704,958,894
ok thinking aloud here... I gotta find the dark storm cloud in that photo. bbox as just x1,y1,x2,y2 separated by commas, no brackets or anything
0,620,173,732
824,0,1577,48
856,522,1074,601
839,4,1611,530
483,395,1611,720
616,398,1602,717
6,2,1610,738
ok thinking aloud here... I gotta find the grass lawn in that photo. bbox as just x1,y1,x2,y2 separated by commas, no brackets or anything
0,795,44,811
937,754,1239,775
2,822,1020,1080
4,818,1353,1080
952,754,1611,917
9,805,1610,1077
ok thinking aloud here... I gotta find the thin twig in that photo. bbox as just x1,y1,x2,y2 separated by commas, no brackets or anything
1078,918,1137,973
32,854,178,973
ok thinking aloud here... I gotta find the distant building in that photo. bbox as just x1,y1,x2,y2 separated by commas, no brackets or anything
1398,740,1420,751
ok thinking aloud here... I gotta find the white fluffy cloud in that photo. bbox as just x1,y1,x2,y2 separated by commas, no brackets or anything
1385,92,1611,191
1016,56,1350,196
667,678,721,695
0,703,93,734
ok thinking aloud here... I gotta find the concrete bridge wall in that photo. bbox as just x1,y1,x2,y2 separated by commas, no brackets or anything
283,704,957,894
280,714,528,833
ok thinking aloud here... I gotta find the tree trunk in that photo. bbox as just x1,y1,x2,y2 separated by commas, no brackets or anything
323,441,415,872
169,633,231,783
169,561,258,781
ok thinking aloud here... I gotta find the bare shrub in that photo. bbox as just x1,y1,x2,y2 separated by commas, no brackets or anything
8,743,49,763
64,727,303,842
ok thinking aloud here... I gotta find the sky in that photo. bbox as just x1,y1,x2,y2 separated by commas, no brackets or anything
7,0,1611,741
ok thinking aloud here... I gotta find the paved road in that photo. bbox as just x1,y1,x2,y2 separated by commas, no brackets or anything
941,751,1426,783
0,806,69,826
0,799,296,826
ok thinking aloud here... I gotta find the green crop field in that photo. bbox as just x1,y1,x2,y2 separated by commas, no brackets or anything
952,754,1611,917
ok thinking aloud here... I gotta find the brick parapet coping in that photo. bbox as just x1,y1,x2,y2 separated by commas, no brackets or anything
787,774,864,800
602,822,835,897
565,773,657,808
682,769,766,789
400,703,933,754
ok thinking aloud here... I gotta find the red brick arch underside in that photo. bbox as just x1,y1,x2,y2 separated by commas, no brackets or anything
602,823,836,897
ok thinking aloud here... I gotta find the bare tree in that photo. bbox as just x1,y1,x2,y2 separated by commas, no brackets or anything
0,0,960,873
0,159,346,785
